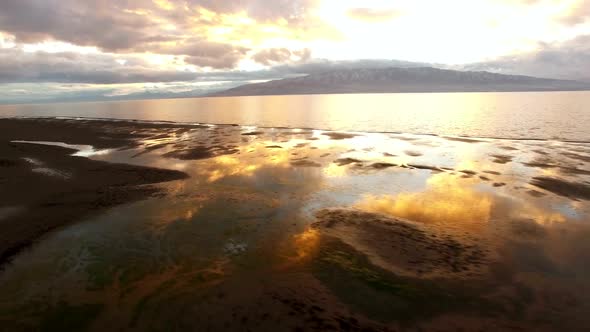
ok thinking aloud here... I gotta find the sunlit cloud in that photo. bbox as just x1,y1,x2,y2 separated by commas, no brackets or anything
355,173,493,225
0,0,588,102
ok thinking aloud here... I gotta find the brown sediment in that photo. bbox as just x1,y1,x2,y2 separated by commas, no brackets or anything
533,149,549,155
322,132,359,140
522,160,590,176
162,145,239,160
490,154,513,164
499,145,519,151
133,142,172,157
408,164,443,172
394,136,419,141
382,152,396,157
0,118,206,149
479,176,491,181
150,133,172,140
409,140,440,148
312,209,489,279
241,131,264,136
563,151,590,163
265,145,283,149
493,182,506,187
522,161,555,169
527,189,546,198
484,170,501,175
290,160,322,167
443,136,486,143
333,158,362,166
560,167,590,176
459,170,477,175
404,150,423,157
369,162,396,170
530,177,590,200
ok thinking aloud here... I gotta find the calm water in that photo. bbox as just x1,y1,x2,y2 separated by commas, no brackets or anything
1,91,589,141
1,122,589,330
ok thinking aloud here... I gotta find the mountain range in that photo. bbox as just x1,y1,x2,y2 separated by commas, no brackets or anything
208,67,590,97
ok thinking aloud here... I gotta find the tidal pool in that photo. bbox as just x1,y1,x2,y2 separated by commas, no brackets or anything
0,121,588,331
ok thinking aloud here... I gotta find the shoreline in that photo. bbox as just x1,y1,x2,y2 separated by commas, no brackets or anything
0,118,193,267
3,115,590,144
3,88,590,107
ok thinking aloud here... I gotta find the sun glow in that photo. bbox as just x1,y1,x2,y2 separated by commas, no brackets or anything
0,0,589,102
313,0,587,63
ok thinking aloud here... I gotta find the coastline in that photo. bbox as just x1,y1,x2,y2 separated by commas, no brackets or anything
1,90,589,143
0,118,193,266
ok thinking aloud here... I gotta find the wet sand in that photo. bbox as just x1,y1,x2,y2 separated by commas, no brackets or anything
0,117,589,331
313,209,489,279
0,119,190,265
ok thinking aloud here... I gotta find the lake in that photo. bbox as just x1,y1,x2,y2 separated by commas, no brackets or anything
1,91,589,141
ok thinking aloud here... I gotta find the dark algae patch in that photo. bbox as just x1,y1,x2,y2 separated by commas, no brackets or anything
40,302,103,332
291,159,322,167
334,157,363,166
322,132,359,140
311,237,500,324
491,154,513,164
369,162,396,170
531,176,590,200
162,144,239,160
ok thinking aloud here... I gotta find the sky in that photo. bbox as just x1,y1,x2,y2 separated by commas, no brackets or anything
0,0,589,103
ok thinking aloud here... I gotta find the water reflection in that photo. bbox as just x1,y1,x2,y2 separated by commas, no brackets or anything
289,228,320,263
356,173,493,225
1,91,590,140
0,123,589,330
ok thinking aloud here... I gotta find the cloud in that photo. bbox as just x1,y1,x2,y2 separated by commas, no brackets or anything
252,48,311,66
0,47,198,84
346,8,400,22
460,35,590,81
559,0,590,25
0,0,158,51
0,44,433,86
154,40,251,69
0,0,320,53
166,0,315,22
0,45,435,103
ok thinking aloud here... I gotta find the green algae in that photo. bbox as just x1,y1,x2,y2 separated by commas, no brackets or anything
311,237,502,324
40,302,103,332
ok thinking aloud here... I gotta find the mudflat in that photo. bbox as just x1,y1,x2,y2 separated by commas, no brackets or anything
0,118,190,264
0,117,589,331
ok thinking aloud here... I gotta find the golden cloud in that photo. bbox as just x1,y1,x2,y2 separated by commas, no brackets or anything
356,173,493,225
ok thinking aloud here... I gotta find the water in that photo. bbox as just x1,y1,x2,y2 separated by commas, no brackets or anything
1,91,589,141
1,122,589,330
1,94,590,330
